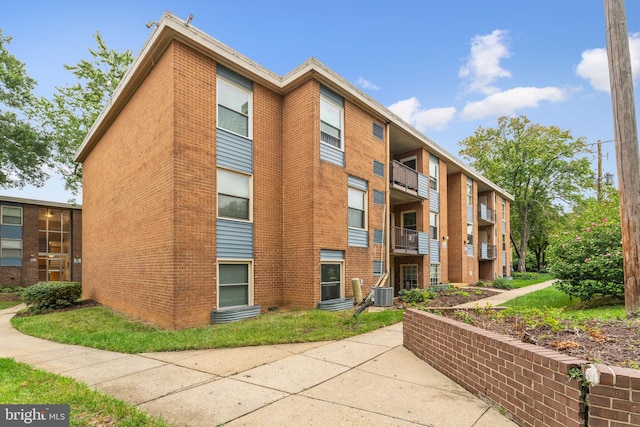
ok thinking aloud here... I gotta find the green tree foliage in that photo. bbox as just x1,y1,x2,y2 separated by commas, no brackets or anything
37,32,133,193
459,115,593,272
0,29,50,188
548,188,623,301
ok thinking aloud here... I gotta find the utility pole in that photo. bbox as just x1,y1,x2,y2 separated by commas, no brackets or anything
597,140,603,201
604,0,640,315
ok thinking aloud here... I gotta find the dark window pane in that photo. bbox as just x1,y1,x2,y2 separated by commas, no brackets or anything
218,194,249,220
219,105,248,136
348,208,364,228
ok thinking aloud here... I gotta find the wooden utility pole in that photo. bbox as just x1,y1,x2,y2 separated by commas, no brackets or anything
604,0,640,315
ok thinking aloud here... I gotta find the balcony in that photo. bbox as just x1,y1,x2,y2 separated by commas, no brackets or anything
391,226,429,255
390,160,429,202
478,204,496,225
479,243,497,260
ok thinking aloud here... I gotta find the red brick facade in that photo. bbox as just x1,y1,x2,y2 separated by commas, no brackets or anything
76,13,512,329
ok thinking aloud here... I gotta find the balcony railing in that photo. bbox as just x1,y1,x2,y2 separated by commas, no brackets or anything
479,243,497,260
392,226,418,253
478,204,496,224
391,160,418,193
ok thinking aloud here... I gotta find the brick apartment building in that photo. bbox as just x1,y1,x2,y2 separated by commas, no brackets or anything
0,196,82,287
75,12,512,329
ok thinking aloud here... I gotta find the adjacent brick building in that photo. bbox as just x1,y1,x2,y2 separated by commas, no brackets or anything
0,196,82,287
75,12,512,329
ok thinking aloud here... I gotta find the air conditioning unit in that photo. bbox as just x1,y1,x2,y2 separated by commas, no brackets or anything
373,287,394,307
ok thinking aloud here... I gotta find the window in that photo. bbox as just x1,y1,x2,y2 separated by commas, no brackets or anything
502,234,507,251
502,200,506,221
218,169,251,221
429,156,439,190
373,122,384,140
467,179,473,206
217,78,251,137
401,156,417,170
401,264,418,290
218,263,251,308
430,264,441,286
430,212,439,240
467,224,474,246
320,96,343,149
348,187,366,229
402,211,417,231
321,262,342,301
1,239,22,258
1,206,22,225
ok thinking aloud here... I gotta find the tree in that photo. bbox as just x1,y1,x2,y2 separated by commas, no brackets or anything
548,188,623,301
37,32,133,193
0,28,50,188
459,115,593,272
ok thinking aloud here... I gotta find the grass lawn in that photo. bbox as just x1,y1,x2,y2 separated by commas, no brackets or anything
0,300,21,310
503,283,626,320
508,272,553,289
0,358,172,426
11,306,404,353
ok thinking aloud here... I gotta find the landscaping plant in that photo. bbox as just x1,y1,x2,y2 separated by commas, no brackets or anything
548,190,623,301
21,281,82,313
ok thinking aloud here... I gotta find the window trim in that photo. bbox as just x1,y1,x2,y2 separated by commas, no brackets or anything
1,206,23,226
401,264,419,290
217,260,254,308
217,77,252,139
217,167,253,222
320,95,344,151
429,211,439,240
348,186,367,230
320,260,344,301
1,238,23,258
429,156,439,191
430,263,441,287
401,210,417,231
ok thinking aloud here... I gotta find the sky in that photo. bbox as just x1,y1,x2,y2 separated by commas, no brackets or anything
2,0,639,204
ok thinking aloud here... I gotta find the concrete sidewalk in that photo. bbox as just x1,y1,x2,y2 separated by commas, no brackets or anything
0,304,518,427
453,279,556,309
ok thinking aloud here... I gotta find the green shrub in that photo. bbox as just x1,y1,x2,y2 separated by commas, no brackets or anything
21,281,82,312
492,277,513,290
398,288,433,304
548,191,623,301
0,286,24,294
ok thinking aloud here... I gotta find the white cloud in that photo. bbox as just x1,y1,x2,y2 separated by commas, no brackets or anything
459,29,511,95
461,87,567,121
576,32,640,92
388,97,456,132
356,76,380,90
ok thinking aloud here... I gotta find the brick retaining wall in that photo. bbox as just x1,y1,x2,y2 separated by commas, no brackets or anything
403,309,640,426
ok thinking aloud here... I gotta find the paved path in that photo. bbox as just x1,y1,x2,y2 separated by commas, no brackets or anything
0,303,518,427
453,279,556,309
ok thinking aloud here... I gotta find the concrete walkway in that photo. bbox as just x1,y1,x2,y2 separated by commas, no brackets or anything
0,304,518,427
453,279,556,309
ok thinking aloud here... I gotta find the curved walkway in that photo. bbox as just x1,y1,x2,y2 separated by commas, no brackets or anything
0,301,527,426
453,279,556,309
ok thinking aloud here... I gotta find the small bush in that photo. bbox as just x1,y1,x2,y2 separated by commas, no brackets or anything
398,288,433,304
491,277,513,290
0,286,24,294
21,282,82,313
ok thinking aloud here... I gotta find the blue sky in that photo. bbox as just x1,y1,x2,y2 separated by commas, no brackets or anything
2,0,639,203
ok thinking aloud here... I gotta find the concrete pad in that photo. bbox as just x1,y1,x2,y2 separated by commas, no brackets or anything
357,346,470,394
227,394,423,426
19,348,127,375
474,408,519,427
15,346,96,365
302,340,391,367
169,345,296,376
230,354,349,394
140,349,216,363
344,328,403,348
95,364,216,405
301,368,492,427
62,354,167,385
138,378,288,426
272,341,333,354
